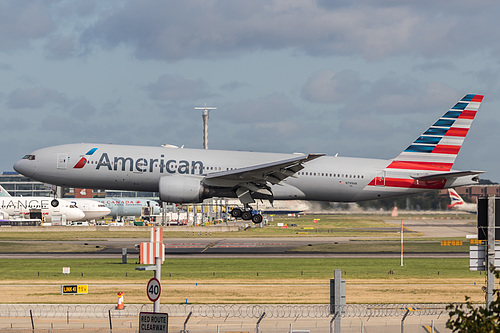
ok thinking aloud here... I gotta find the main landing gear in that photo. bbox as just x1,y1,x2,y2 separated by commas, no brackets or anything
230,206,263,224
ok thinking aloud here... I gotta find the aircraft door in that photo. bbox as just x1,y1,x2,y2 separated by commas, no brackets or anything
375,170,386,186
57,153,68,170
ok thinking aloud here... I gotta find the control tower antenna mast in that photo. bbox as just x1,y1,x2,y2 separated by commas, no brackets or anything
194,104,217,149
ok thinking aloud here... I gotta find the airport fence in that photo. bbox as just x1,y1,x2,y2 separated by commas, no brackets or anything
0,304,453,332
0,303,448,319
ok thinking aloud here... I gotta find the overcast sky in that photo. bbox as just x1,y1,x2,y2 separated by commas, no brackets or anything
2,0,500,182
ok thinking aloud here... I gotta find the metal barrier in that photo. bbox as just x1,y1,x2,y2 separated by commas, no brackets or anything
0,303,448,319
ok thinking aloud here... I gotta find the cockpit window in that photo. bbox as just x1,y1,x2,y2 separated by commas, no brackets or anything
23,155,35,160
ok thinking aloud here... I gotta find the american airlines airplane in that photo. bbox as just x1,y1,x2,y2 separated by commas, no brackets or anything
0,186,85,222
447,188,476,213
14,94,484,224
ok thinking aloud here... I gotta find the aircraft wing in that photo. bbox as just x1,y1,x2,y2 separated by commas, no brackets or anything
203,153,324,203
410,170,485,181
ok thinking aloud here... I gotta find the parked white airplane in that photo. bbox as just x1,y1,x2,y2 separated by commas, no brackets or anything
14,94,484,224
92,198,161,217
0,186,85,222
224,199,310,215
447,188,476,213
68,198,111,221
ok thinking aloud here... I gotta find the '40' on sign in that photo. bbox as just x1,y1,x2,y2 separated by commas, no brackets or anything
147,278,161,302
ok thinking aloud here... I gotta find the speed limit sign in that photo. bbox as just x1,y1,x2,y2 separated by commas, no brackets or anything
147,278,161,302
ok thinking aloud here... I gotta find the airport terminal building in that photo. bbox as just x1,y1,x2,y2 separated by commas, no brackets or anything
451,184,500,202
0,172,51,197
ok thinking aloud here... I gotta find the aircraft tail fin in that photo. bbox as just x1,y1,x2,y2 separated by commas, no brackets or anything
388,94,483,171
0,185,12,197
447,188,465,208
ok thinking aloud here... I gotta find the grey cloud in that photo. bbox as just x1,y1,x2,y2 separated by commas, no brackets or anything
69,99,97,119
78,1,499,62
301,69,364,104
57,0,98,18
1,1,497,62
220,93,301,124
8,86,69,109
413,61,455,72
3,117,31,132
361,79,459,115
44,35,78,60
40,115,81,133
145,74,213,101
220,81,246,91
0,1,55,51
0,63,12,71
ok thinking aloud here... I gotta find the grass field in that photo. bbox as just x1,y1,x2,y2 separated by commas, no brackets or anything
0,213,482,304
0,257,482,281
0,257,486,304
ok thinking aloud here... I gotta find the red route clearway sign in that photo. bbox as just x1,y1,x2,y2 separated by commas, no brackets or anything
139,312,168,333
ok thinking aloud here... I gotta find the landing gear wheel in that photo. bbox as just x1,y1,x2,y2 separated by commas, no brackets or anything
241,210,253,220
51,199,59,207
230,208,242,218
251,214,263,224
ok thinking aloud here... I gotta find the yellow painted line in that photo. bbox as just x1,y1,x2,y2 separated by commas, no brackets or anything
201,242,218,253
422,325,438,333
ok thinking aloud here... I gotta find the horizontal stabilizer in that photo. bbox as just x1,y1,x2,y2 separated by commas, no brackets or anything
410,170,484,181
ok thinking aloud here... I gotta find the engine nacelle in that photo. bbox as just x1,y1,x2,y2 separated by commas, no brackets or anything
159,176,208,203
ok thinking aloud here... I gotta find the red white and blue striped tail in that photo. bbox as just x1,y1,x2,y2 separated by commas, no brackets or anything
448,188,464,207
388,94,483,172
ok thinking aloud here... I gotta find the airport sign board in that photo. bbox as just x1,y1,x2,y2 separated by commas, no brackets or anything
61,284,88,294
139,312,168,333
469,245,500,271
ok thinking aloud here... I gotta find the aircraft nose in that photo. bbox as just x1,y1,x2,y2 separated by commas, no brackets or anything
13,157,36,177
73,209,86,221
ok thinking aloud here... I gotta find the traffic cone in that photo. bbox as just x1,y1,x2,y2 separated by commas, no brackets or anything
116,292,124,310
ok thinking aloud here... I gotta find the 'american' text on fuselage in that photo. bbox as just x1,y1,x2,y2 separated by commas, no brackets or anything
96,153,204,174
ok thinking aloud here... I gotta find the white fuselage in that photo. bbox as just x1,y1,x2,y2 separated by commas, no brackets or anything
450,202,477,213
13,143,479,203
68,198,111,220
0,197,85,222
92,198,161,217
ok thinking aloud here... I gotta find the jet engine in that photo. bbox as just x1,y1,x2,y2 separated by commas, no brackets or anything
159,176,208,203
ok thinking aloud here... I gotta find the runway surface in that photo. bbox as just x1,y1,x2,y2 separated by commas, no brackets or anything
0,217,476,259
0,236,469,259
